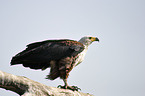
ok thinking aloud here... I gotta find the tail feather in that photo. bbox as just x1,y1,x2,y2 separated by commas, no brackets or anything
46,66,60,80
46,72,60,80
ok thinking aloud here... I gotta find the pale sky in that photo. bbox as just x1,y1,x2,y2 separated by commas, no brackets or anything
0,0,145,96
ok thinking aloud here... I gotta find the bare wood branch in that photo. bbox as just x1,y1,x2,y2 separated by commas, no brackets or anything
0,70,93,96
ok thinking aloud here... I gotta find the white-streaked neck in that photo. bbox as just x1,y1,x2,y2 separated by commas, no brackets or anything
78,39,92,47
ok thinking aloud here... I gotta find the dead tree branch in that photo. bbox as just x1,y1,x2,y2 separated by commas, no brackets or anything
0,70,93,96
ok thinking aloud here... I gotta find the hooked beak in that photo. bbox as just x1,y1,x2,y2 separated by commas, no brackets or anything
95,37,99,42
91,37,99,42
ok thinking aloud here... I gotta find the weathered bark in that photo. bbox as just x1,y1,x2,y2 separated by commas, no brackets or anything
0,70,93,96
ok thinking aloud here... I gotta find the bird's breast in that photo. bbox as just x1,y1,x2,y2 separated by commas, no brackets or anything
74,47,88,66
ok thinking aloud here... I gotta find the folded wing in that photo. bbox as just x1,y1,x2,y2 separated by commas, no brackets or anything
11,40,84,70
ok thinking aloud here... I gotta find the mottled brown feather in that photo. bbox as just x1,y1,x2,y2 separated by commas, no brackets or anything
11,39,84,80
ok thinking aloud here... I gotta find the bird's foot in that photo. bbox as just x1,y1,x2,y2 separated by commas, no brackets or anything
57,85,81,91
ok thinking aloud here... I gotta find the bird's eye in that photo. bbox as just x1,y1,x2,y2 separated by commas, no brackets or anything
89,37,92,39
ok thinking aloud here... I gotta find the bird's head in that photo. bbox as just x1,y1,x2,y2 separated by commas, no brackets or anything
79,36,99,46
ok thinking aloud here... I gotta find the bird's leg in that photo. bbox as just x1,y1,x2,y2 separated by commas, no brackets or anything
57,79,68,89
57,78,81,91
63,78,69,89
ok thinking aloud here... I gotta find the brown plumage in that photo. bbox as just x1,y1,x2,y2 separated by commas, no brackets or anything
11,36,99,91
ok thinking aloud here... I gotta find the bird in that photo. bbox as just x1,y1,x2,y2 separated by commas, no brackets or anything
11,36,99,91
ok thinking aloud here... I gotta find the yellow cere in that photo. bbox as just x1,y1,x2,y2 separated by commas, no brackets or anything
90,37,97,41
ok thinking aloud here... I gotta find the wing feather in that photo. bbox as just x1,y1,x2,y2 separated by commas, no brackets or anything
11,40,84,70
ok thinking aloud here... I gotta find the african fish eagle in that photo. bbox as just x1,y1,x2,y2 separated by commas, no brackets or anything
11,36,99,91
